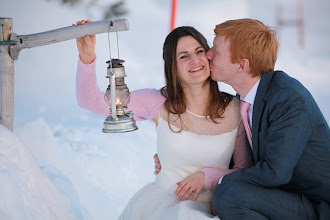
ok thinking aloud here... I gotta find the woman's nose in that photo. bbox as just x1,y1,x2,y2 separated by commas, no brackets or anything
190,54,199,63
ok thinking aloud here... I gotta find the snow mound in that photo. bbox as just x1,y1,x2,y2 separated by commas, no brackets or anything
0,124,79,220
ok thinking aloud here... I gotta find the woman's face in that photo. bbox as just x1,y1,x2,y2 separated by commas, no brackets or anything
175,36,210,87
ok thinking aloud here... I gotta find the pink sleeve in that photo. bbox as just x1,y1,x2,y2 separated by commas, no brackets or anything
76,57,165,120
200,168,235,190
200,124,251,190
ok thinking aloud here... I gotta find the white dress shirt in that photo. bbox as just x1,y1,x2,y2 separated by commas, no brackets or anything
240,78,261,128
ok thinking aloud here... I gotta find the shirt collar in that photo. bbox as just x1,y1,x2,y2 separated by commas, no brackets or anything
241,78,261,105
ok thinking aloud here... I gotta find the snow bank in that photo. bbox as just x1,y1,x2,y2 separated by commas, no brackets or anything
0,124,79,219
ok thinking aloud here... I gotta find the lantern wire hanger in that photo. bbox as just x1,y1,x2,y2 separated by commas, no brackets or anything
108,21,113,71
102,21,138,133
107,21,120,73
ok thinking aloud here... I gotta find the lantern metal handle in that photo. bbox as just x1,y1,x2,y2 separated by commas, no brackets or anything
110,71,117,120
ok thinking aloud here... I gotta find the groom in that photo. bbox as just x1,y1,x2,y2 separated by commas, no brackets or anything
206,18,330,219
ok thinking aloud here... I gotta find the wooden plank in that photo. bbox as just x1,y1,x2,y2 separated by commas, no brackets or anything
10,19,129,60
0,18,14,131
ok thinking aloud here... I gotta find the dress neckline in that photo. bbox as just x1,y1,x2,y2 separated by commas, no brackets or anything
186,109,210,118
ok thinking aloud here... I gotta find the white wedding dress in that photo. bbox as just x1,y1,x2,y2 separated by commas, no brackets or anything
119,99,240,220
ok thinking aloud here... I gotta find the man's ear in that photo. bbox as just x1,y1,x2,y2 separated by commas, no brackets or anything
239,58,249,72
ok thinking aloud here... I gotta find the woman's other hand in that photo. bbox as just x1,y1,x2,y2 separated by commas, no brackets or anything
211,199,217,216
153,154,161,175
74,19,96,64
175,171,206,201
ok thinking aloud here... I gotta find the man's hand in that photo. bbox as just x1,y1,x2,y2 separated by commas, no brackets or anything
174,171,206,201
153,154,161,175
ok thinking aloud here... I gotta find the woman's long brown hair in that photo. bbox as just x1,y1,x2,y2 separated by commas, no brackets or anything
160,26,233,132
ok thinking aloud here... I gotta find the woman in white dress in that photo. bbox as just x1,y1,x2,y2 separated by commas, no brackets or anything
75,20,250,219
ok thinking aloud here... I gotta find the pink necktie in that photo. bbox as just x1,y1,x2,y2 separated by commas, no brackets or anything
240,101,253,150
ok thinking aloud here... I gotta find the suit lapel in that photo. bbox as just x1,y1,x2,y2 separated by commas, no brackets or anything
252,71,274,163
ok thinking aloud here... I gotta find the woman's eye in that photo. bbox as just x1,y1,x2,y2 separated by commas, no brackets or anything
197,50,205,54
179,55,187,59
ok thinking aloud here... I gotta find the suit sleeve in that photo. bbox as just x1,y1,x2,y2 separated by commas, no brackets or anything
222,88,312,187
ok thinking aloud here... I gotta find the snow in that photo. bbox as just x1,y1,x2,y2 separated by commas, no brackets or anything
0,124,78,219
0,0,329,219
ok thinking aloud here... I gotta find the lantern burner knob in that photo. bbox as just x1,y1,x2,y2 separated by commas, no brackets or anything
106,59,125,68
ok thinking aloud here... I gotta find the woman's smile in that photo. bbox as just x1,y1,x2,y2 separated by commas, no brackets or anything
189,66,204,73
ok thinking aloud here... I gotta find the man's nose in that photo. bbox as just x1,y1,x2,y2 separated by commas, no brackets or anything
206,49,212,60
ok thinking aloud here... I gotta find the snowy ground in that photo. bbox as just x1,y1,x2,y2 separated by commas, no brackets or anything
0,0,329,219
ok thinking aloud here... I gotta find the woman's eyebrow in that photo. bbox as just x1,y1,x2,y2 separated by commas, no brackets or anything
177,51,188,58
177,46,204,57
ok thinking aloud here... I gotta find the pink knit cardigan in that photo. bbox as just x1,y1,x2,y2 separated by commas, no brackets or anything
76,57,250,190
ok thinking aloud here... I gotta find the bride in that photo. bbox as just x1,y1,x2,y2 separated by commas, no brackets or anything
75,20,250,219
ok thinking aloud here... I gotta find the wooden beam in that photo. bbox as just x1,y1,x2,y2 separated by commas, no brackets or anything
0,18,129,131
9,19,130,60
0,18,14,131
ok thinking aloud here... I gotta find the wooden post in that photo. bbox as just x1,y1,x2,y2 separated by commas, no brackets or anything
0,18,14,131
